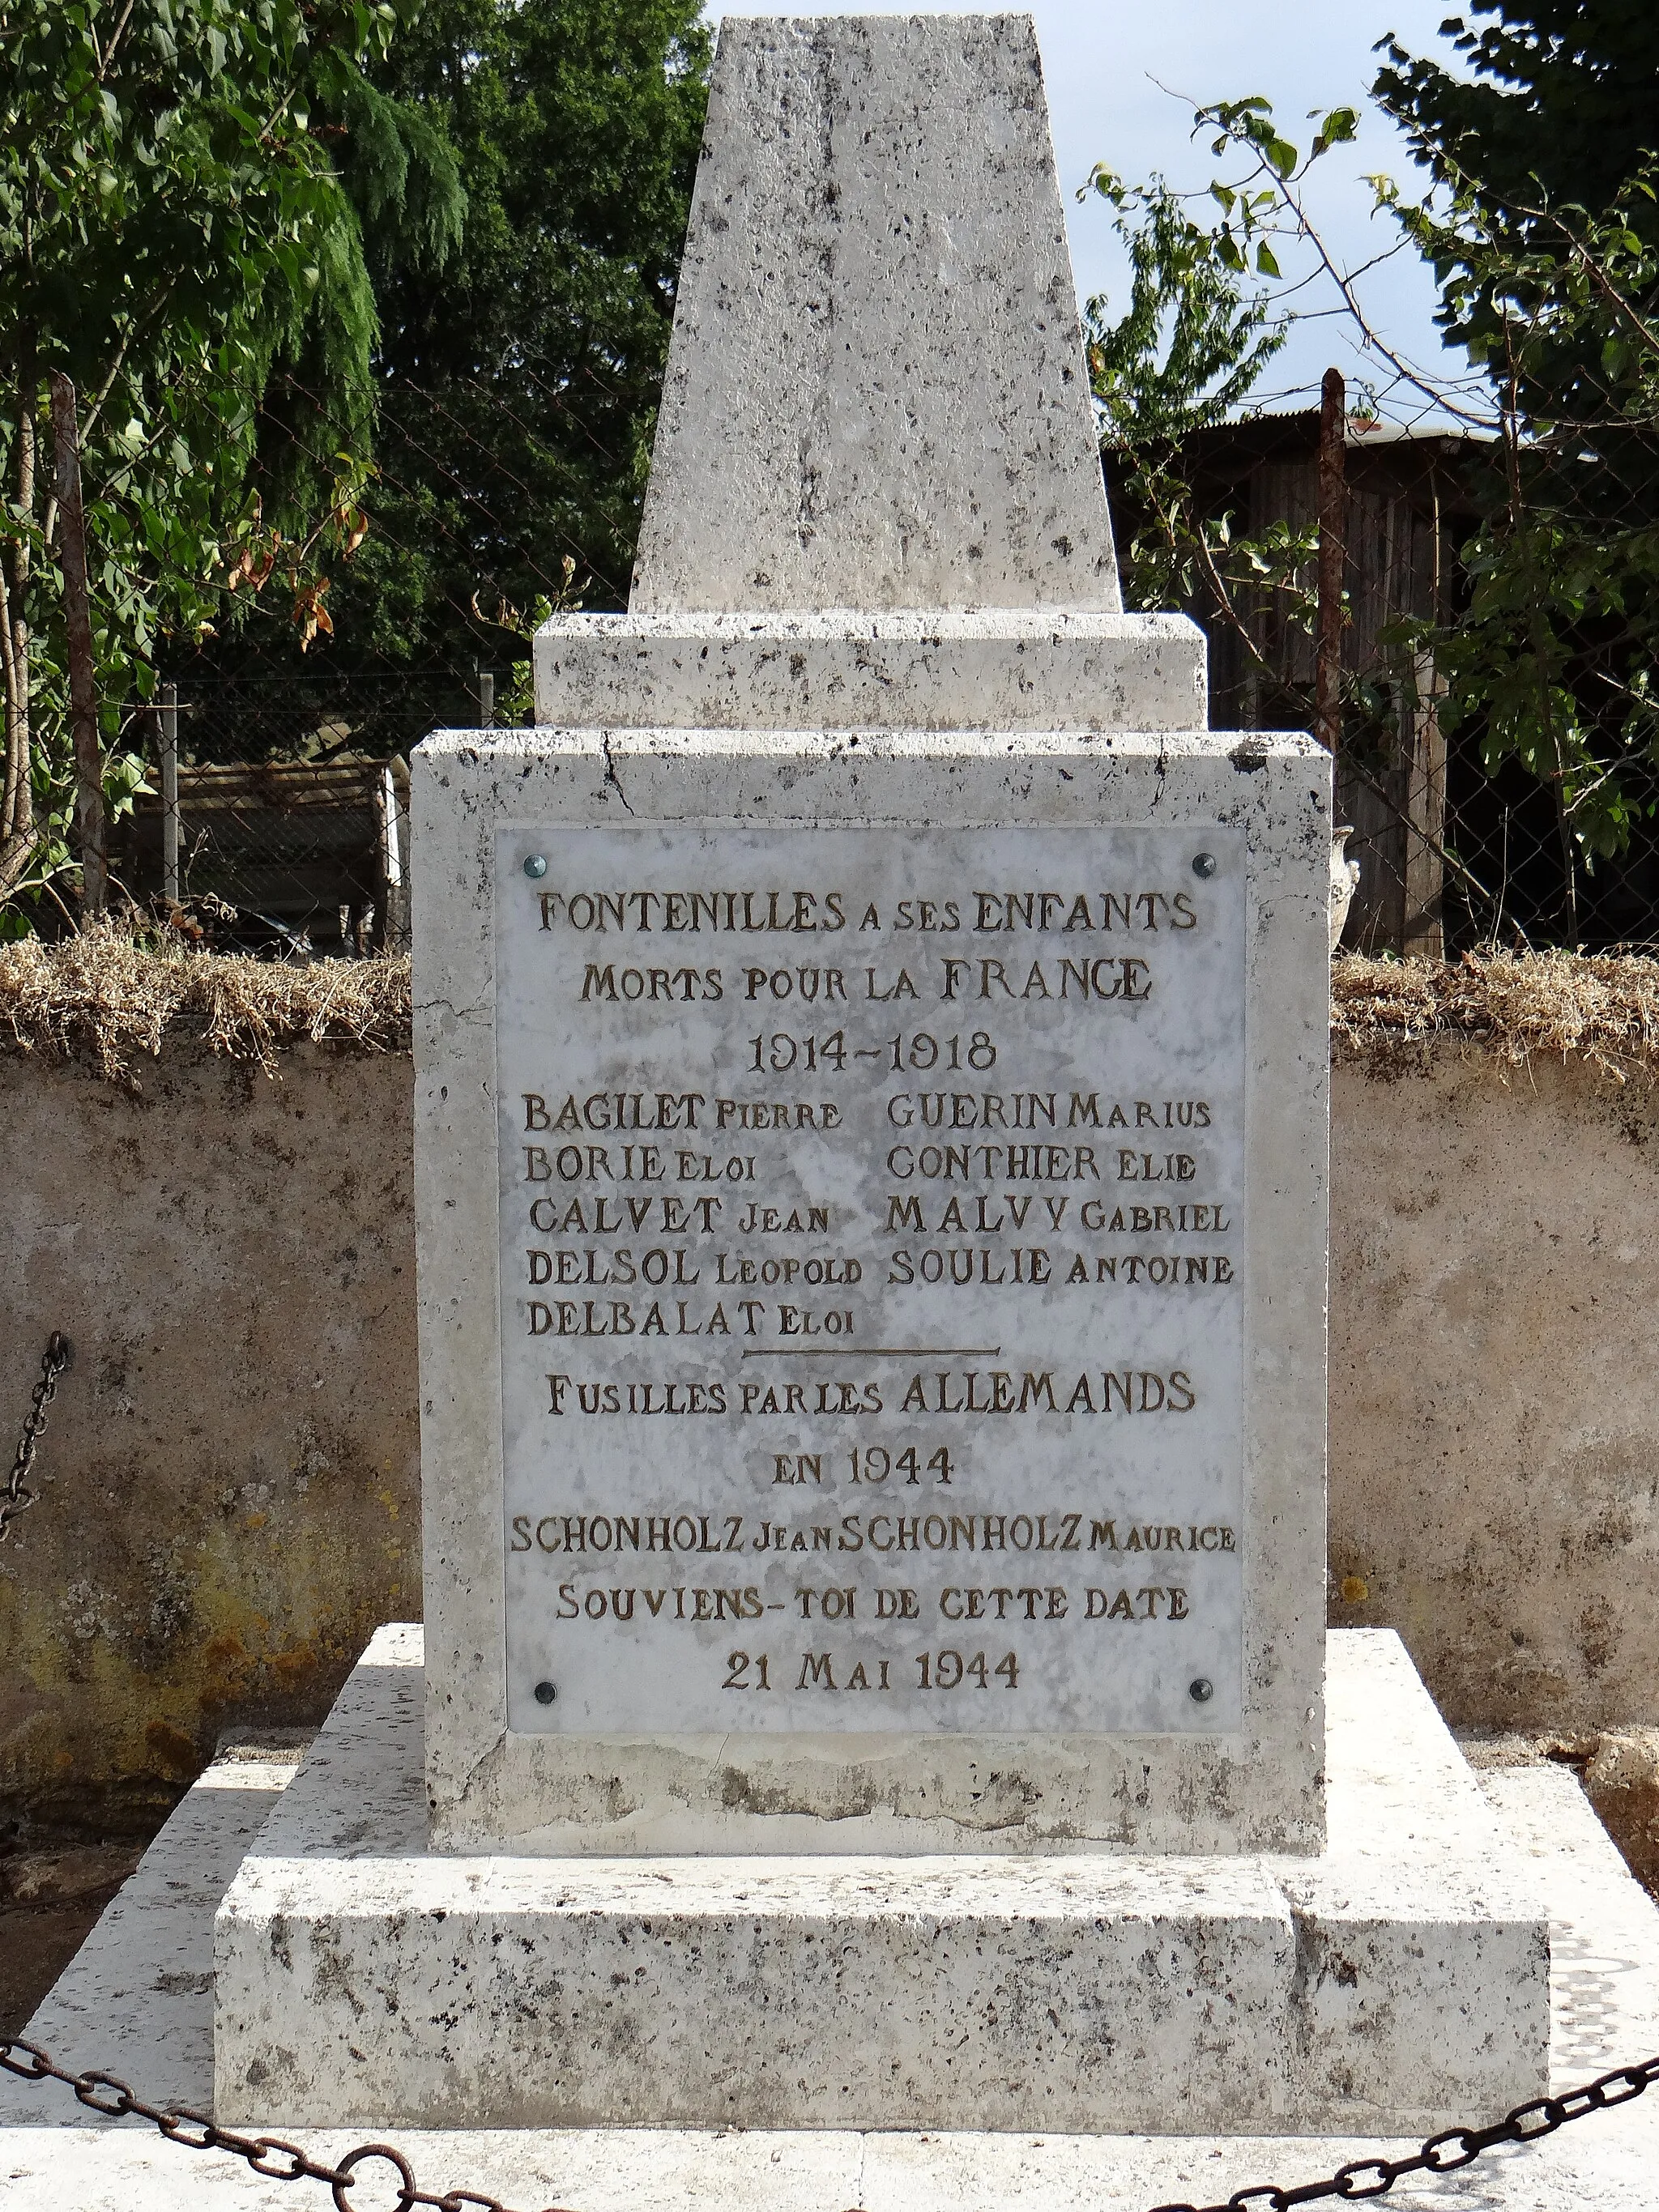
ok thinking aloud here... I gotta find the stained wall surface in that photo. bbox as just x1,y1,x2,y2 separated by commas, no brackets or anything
0,1046,420,1835
2,1038,1654,1830
1328,1046,1659,1729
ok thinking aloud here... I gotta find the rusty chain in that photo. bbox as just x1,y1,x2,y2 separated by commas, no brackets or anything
1149,2052,1659,2211
0,2036,569,2212
0,1334,70,1543
2,2035,1656,2212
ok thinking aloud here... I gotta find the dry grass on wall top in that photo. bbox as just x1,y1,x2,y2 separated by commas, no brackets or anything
1333,951,1659,1084
0,926,412,1081
5,930,1659,1085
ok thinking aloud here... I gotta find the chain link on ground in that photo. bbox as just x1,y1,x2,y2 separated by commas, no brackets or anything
2,2036,1656,2212
1,1335,70,1543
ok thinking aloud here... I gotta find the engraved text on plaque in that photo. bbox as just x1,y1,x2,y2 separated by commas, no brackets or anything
497,825,1244,1735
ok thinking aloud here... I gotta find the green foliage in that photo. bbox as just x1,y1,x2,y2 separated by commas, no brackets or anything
1192,97,1359,276
1186,73,1659,872
1166,97,1381,356
0,0,455,918
1368,4,1659,867
1374,3,1659,229
198,0,711,693
1081,178,1318,656
1380,164,1659,858
1084,176,1290,439
1373,7,1659,416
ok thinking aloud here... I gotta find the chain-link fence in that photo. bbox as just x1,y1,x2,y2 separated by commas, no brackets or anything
106,675,468,956
72,337,1659,964
1107,356,1659,959
95,352,603,955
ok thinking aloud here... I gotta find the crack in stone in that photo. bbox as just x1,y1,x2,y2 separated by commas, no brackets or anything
1149,736,1170,808
601,732,637,816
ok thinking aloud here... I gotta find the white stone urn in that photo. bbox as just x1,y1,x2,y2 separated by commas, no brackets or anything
1330,825,1361,953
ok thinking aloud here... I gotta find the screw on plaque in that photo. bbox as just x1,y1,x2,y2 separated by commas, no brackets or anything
1188,1677,1214,1703
523,854,548,880
1192,852,1218,878
534,1680,557,1705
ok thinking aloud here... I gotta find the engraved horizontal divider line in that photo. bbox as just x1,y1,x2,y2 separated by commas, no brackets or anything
741,1345,1003,1357
489,813,1250,1748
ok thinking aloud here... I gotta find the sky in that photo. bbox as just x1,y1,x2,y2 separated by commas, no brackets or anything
704,2,1483,424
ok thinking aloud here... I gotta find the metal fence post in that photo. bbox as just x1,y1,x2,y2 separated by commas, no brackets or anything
478,671,494,729
1401,651,1447,960
1314,367,1346,757
160,683,179,907
381,759,410,949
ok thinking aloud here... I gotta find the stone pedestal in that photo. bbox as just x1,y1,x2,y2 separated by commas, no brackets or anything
413,11,1334,1867
214,1629,1548,2134
414,725,1329,1859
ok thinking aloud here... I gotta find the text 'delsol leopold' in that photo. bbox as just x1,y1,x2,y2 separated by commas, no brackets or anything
494,825,1245,1736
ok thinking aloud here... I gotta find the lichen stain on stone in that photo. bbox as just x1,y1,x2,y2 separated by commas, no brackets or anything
143,1719,200,1777
550,1770,639,1826
714,1762,889,1822
1578,1597,1619,1681
0,1043,420,1831
309,1935,369,2020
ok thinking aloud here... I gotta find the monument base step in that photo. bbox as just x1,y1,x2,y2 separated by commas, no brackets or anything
213,1627,1548,2136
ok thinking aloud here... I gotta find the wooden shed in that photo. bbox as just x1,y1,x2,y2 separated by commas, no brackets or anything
112,757,410,953
1109,411,1486,955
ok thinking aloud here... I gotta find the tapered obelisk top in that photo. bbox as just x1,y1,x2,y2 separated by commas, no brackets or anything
629,13,1120,615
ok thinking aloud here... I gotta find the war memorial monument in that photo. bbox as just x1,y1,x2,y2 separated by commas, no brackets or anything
206,11,1551,2140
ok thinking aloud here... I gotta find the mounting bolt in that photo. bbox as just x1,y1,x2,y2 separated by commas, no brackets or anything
523,854,548,880
1188,1677,1214,1703
1191,852,1217,879
533,1680,557,1705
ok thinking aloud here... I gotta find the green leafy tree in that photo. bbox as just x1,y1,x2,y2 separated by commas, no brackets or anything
194,0,711,710
1372,10,1659,481
1177,77,1659,903
1081,174,1319,675
1378,162,1659,863
1372,11,1659,883
1374,4,1659,232
0,0,460,921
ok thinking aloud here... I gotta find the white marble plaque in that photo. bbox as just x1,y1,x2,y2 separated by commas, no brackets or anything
497,825,1243,1736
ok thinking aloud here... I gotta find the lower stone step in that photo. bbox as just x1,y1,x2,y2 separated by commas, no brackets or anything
213,1626,1548,2133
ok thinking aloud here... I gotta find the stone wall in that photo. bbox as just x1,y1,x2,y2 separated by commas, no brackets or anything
2,1036,1655,1831
0,1046,420,1837
1328,1046,1659,1731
